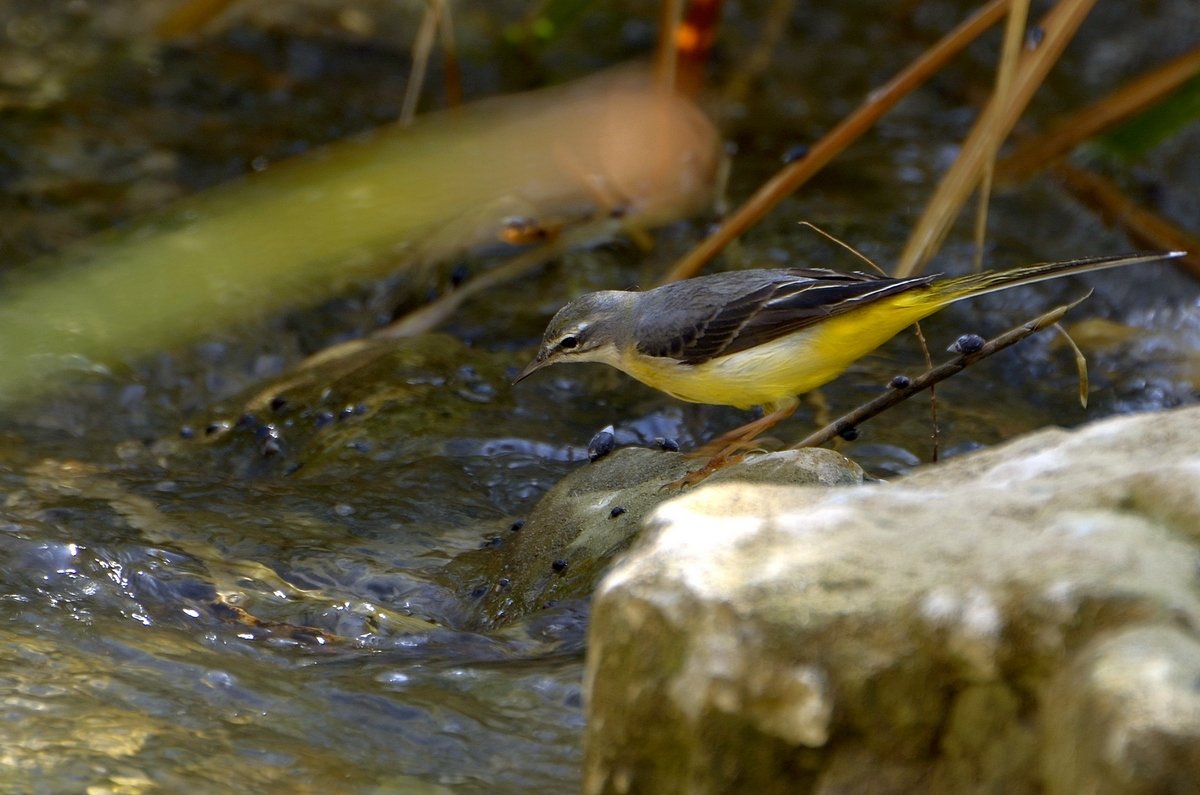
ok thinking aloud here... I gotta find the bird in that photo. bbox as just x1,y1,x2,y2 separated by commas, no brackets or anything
514,251,1183,463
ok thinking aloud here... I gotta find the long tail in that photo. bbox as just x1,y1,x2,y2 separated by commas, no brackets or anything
911,250,1185,306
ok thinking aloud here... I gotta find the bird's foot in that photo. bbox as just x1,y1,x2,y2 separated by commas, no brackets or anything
666,400,799,489
663,443,754,490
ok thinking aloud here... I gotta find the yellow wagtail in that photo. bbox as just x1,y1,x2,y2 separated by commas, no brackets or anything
515,251,1183,449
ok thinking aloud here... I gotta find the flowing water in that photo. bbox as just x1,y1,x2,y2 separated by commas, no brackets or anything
1,1,1197,792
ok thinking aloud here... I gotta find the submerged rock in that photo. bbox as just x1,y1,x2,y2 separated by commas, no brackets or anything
448,446,863,629
583,404,1200,795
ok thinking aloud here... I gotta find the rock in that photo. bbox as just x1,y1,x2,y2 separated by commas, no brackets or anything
1042,626,1200,794
582,405,1200,795
447,446,863,629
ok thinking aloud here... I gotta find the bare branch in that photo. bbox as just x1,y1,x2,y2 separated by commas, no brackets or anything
792,292,1092,449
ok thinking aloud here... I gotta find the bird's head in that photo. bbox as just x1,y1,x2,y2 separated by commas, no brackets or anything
513,290,633,383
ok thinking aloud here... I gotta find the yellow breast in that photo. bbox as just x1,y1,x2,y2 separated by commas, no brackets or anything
619,298,936,409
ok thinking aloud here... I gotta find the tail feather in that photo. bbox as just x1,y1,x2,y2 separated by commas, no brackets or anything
913,251,1185,306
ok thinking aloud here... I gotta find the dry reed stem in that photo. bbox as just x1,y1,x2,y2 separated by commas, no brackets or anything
997,47,1200,183
971,0,1031,271
156,0,238,37
437,0,462,108
656,0,687,92
720,0,793,107
661,0,1012,284
401,0,445,126
1052,163,1200,278
895,0,1097,277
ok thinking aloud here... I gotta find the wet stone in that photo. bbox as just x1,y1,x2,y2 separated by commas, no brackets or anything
443,446,862,630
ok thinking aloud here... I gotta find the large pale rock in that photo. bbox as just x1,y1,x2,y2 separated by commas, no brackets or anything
583,405,1200,795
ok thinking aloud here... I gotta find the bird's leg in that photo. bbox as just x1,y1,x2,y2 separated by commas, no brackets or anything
666,399,799,489
692,399,800,458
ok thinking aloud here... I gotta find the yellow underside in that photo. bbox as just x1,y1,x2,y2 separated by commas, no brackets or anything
619,294,947,410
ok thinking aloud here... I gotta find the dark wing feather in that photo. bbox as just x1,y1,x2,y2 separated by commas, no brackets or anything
634,268,936,365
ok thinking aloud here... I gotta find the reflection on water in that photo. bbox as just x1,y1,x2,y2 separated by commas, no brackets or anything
0,353,590,793
0,604,584,793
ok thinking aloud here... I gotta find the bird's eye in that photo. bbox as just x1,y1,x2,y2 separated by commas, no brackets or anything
559,335,580,350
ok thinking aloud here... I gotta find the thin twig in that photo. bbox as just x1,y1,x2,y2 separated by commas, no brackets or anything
792,292,1091,449
438,0,462,108
660,0,1011,284
796,221,942,455
655,0,685,92
998,47,1200,184
400,0,444,126
911,321,939,461
156,0,238,37
720,0,793,106
896,0,1098,277
972,0,1031,271
1051,163,1200,279
798,221,886,275
378,216,629,339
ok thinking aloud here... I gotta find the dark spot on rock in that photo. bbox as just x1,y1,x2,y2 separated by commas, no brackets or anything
470,586,487,599
450,263,469,287
235,413,259,429
609,506,627,518
510,519,525,532
314,411,335,428
204,421,229,437
655,436,680,452
498,577,511,589
179,425,195,440
551,559,568,573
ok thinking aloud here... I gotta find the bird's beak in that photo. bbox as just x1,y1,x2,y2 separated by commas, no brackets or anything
512,352,549,385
